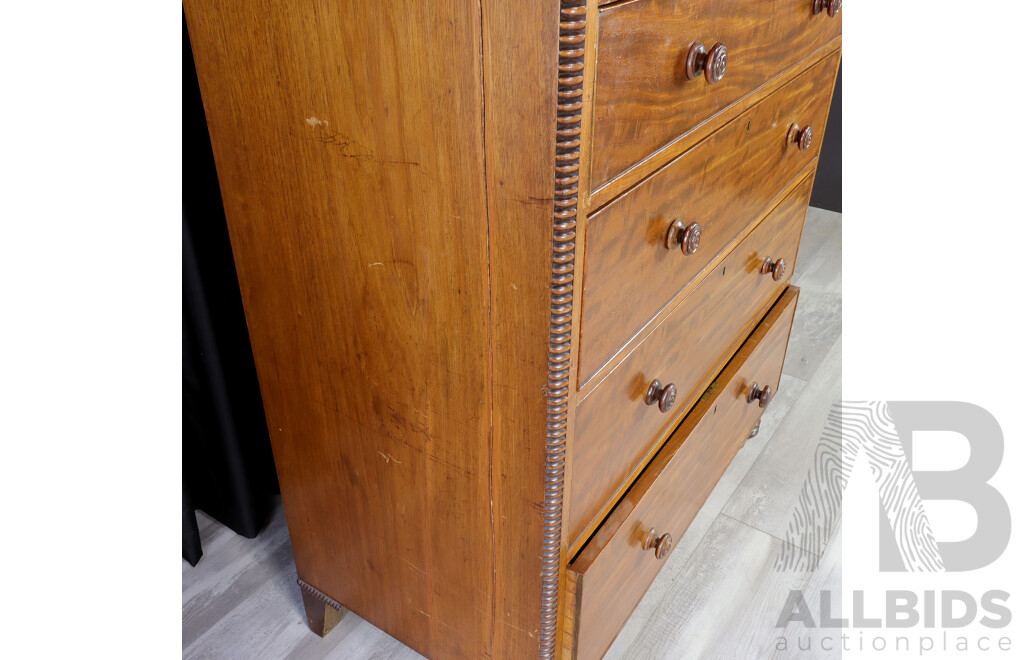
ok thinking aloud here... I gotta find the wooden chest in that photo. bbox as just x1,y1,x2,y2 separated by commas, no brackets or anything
184,0,841,657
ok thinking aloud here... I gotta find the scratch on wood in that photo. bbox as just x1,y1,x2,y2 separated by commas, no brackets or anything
368,259,415,269
402,558,428,576
426,453,482,481
502,620,536,638
376,450,403,464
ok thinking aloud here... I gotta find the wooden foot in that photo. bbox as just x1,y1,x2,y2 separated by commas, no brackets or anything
298,579,345,637
747,419,761,440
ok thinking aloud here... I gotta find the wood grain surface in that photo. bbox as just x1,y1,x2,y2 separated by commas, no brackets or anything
479,1,569,654
568,174,814,552
591,0,842,189
579,51,839,386
567,287,800,660
185,1,565,657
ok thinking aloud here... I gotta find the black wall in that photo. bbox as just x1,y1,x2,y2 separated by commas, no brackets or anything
810,64,841,213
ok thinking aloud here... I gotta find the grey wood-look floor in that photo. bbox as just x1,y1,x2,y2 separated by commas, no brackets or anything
183,208,842,660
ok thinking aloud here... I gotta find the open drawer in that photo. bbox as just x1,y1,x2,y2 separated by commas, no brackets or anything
563,286,800,659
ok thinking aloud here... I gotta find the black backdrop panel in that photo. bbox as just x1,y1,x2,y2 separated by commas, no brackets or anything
183,16,278,565
810,64,841,213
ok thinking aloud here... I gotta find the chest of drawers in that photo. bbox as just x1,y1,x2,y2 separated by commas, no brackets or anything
185,1,840,658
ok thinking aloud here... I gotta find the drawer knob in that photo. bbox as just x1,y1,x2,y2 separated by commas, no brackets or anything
665,219,702,255
645,380,678,413
813,0,842,17
747,382,774,409
644,528,674,560
685,41,727,84
760,256,787,281
787,123,814,151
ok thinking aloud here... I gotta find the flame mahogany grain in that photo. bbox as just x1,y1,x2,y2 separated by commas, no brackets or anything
569,174,814,551
579,51,840,388
591,0,842,190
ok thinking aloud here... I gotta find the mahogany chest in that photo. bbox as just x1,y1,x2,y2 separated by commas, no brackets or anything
184,1,841,657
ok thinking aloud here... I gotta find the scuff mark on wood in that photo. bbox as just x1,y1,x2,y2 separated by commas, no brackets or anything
310,132,420,166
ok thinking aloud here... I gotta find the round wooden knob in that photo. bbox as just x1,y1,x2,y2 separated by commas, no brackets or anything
645,380,677,413
813,0,842,17
685,41,727,84
760,256,786,281
747,382,773,409
644,528,674,560
787,124,813,151
665,220,702,255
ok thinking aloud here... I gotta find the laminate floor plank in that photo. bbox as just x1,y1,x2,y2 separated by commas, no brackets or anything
782,291,841,383
182,524,293,647
785,207,841,381
721,337,842,555
770,527,843,659
195,509,219,537
793,231,840,295
182,508,280,599
792,208,841,295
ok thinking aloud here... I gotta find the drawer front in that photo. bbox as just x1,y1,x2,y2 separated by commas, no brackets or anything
568,173,812,548
580,51,838,386
565,287,800,660
591,0,842,189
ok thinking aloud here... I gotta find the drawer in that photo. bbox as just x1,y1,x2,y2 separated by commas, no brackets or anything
568,172,812,548
580,51,838,386
591,0,842,189
564,287,800,660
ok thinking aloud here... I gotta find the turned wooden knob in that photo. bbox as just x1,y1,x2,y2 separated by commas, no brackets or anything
760,256,786,281
813,0,842,17
685,41,727,84
747,382,774,409
644,528,674,560
645,380,677,413
665,220,702,255
787,124,813,151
